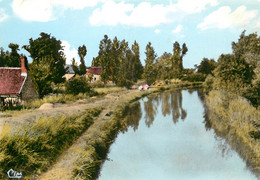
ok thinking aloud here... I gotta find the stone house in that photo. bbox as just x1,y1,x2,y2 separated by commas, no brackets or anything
63,64,76,81
0,56,38,107
86,66,102,82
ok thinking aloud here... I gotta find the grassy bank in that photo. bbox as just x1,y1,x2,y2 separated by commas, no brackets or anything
72,90,159,179
0,108,102,179
205,90,260,176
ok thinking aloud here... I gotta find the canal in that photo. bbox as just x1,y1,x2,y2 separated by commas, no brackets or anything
99,89,257,180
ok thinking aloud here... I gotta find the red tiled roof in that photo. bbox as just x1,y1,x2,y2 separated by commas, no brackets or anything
86,67,102,75
0,68,26,96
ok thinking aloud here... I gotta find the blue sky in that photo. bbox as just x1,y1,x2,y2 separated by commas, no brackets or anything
0,0,259,68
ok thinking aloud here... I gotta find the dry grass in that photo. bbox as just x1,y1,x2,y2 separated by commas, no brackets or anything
205,90,260,175
0,108,102,179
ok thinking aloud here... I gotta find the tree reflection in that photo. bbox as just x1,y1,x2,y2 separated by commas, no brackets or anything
120,101,142,133
170,90,187,124
143,90,187,127
144,95,158,127
160,91,171,116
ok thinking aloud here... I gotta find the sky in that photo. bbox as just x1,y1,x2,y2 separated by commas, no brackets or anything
0,0,260,68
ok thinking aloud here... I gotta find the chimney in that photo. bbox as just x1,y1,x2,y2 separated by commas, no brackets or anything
20,56,27,77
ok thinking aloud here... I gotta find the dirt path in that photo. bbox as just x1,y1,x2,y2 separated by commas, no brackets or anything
0,90,126,135
0,89,142,179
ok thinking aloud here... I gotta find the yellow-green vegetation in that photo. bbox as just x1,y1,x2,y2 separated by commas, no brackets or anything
0,108,102,179
205,90,260,175
25,92,98,109
93,87,125,95
72,90,157,180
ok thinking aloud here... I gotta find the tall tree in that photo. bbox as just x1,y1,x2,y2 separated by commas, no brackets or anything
8,43,20,67
172,41,188,77
72,58,79,75
143,42,157,85
132,41,143,81
78,44,87,75
213,54,254,94
97,35,112,83
156,52,172,80
23,32,66,97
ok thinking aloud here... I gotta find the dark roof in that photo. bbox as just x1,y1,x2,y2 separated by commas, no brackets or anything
0,68,26,96
65,65,75,74
86,67,102,75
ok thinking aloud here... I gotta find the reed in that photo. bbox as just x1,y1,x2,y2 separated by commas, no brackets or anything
205,90,260,175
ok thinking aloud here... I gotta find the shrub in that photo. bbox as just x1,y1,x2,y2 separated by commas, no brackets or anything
65,75,90,95
203,74,215,91
181,72,206,82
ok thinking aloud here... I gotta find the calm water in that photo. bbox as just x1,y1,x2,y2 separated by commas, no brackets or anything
99,90,257,180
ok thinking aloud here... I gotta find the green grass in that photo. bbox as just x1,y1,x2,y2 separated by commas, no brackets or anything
0,108,102,179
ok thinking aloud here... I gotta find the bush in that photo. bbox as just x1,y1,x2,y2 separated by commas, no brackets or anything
181,72,206,82
65,75,90,95
203,74,215,91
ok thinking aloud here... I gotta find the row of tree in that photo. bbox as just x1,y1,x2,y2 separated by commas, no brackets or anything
92,35,143,88
0,32,192,98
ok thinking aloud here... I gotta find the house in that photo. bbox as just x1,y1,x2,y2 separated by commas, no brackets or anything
63,64,76,81
0,56,38,107
86,66,102,82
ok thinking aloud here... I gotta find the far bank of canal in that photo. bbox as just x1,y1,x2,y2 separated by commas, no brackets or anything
98,89,258,180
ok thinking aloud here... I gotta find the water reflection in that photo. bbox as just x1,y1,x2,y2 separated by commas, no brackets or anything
99,89,257,180
120,102,142,133
144,90,187,126
120,90,188,132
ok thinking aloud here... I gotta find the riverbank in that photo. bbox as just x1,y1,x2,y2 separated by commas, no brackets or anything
0,81,202,179
205,90,260,176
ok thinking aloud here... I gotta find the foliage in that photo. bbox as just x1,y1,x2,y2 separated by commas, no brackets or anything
78,44,87,75
172,42,188,77
23,32,66,86
0,44,22,67
92,35,142,88
29,56,53,98
0,108,102,179
203,74,214,91
196,58,217,75
143,42,157,85
132,41,143,80
182,72,206,82
155,52,172,80
72,58,80,75
65,75,90,95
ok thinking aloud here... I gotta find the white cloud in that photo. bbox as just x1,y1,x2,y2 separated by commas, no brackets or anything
90,0,218,27
197,6,258,30
61,41,80,65
90,1,134,26
12,0,54,22
12,0,103,22
53,0,104,10
176,0,218,14
0,8,8,22
154,29,160,33
172,25,183,33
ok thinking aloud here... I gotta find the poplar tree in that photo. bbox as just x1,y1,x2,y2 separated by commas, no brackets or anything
143,42,157,85
78,44,87,75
